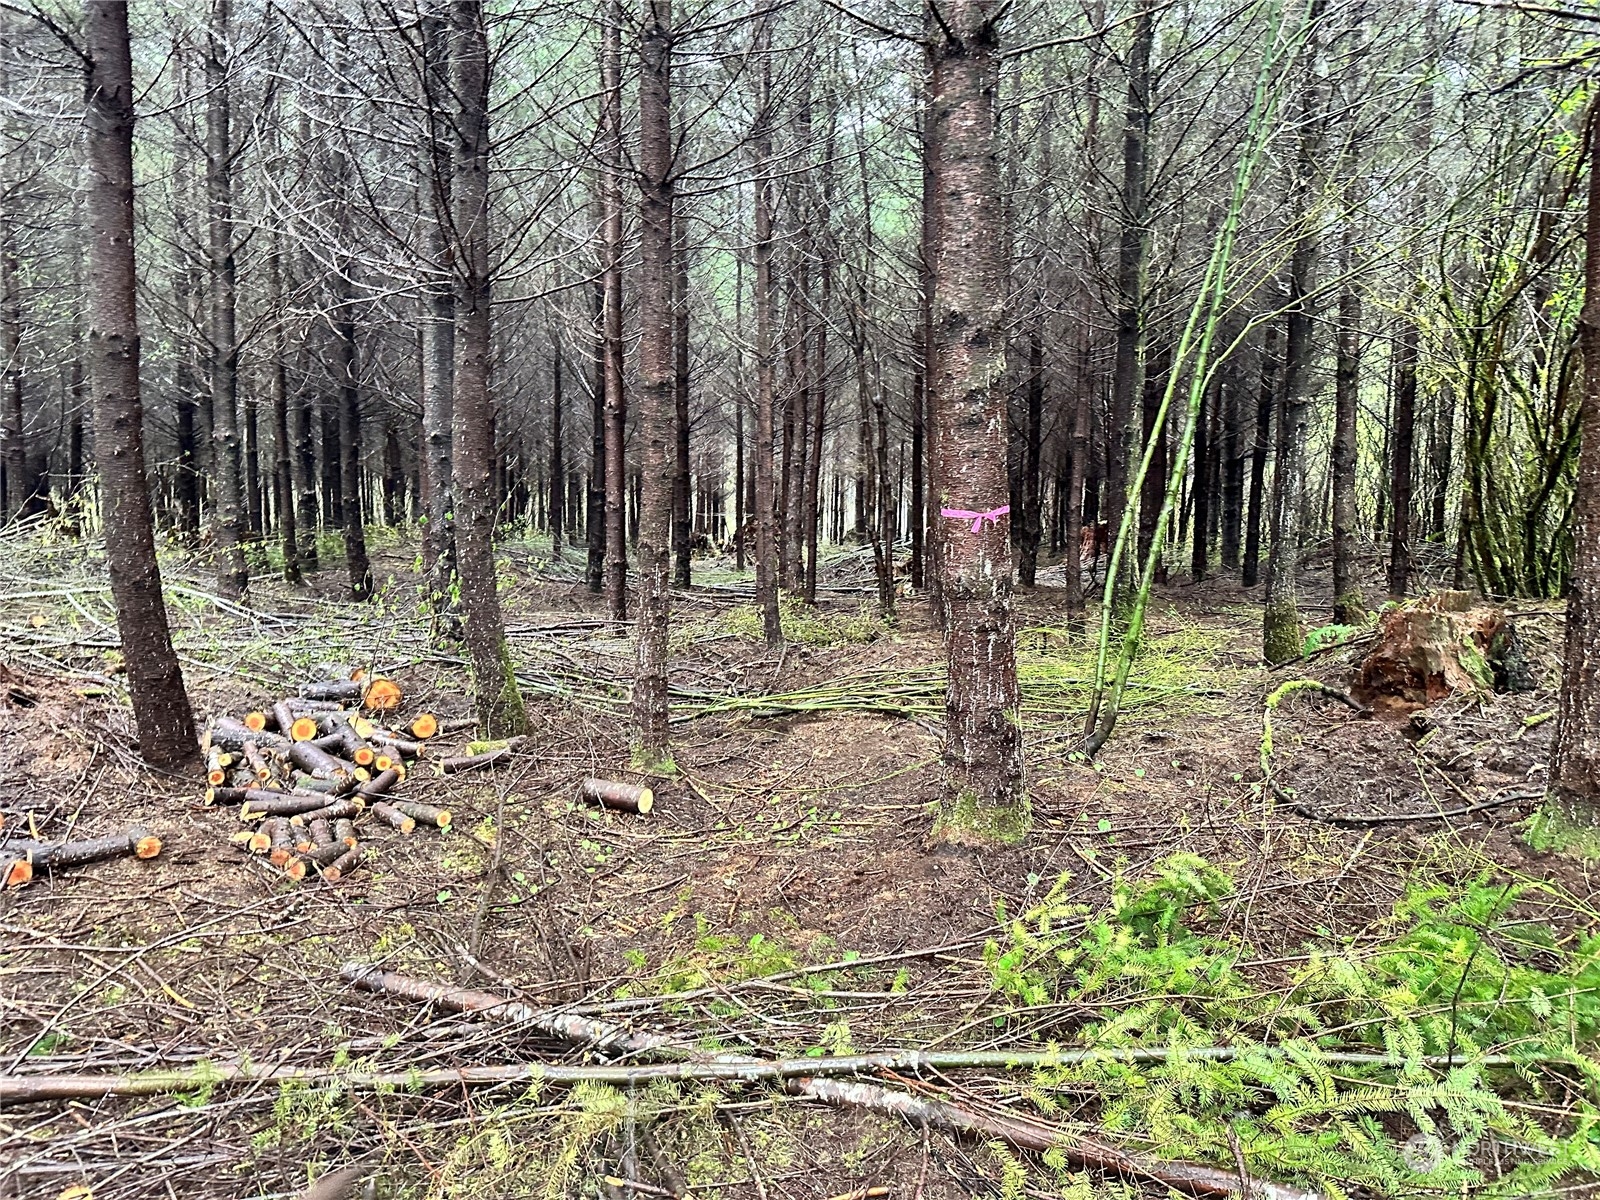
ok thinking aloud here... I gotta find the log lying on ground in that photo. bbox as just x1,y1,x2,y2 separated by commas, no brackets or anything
209,717,291,753
27,826,161,872
268,819,296,866
240,741,275,783
356,767,401,800
581,779,653,815
370,803,414,834
288,741,349,780
302,680,364,703
408,714,438,740
289,716,323,743
272,700,297,738
289,800,362,825
206,786,250,806
334,818,358,848
362,677,403,712
241,793,337,820
440,746,511,774
322,846,361,883
391,799,450,830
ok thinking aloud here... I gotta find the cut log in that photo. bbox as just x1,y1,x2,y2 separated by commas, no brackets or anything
210,717,290,753
205,746,230,787
362,677,403,712
370,802,415,834
289,800,363,825
334,818,358,848
282,856,308,882
581,779,653,815
302,680,364,703
368,733,424,759
206,786,250,806
322,845,362,883
289,716,321,743
440,747,509,774
292,843,346,872
29,826,161,871
272,700,297,738
243,710,270,732
436,717,478,736
408,714,439,740
288,741,348,780
2,857,32,888
391,799,451,830
357,766,402,800
241,793,336,820
240,741,274,783
268,818,296,866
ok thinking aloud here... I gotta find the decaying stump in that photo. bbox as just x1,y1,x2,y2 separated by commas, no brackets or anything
1353,592,1535,707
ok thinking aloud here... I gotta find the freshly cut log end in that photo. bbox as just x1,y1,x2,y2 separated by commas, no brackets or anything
392,800,450,830
581,779,654,815
3,858,33,888
334,818,358,849
371,803,415,834
290,717,321,743
206,786,248,806
268,819,296,867
352,745,376,768
362,677,403,712
282,857,307,882
243,711,269,732
243,828,271,854
322,846,362,883
132,831,162,860
408,714,438,740
27,826,161,872
206,768,228,787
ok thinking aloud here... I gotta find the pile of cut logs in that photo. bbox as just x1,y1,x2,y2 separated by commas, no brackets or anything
204,675,454,885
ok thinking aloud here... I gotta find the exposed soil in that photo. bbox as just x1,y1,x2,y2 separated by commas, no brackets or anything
0,530,1589,1199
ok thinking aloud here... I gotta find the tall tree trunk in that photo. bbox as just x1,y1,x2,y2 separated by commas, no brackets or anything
910,339,926,591
672,212,691,588
1220,370,1243,570
0,199,24,523
333,267,372,601
419,0,458,623
268,234,301,584
929,0,1025,843
243,391,261,537
587,274,606,589
1332,240,1363,621
1191,372,1212,582
752,20,781,644
452,0,525,737
1553,108,1600,828
803,239,830,605
205,0,248,600
601,1,629,622
1387,321,1418,598
1017,327,1044,587
1104,5,1155,599
1243,323,1276,588
550,337,565,555
631,0,675,764
83,1,198,769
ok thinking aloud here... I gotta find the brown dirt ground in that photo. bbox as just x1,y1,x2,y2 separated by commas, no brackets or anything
0,531,1590,1199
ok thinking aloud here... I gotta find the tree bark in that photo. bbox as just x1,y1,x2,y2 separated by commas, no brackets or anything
601,1,629,622
1017,327,1044,588
587,273,606,590
929,0,1025,842
1220,369,1243,570
1191,372,1213,582
419,0,458,620
83,1,199,770
205,0,248,600
0,190,24,523
672,209,692,588
1388,321,1418,598
1332,249,1363,622
550,337,564,556
451,0,525,737
1554,106,1600,827
268,232,301,584
631,0,675,765
752,20,781,645
1243,322,1276,588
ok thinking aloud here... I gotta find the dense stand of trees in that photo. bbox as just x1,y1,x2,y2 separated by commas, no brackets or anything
8,0,1600,832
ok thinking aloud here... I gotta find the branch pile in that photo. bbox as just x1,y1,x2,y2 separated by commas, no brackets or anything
203,675,451,884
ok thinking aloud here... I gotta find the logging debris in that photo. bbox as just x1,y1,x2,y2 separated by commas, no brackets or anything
2,825,160,890
200,679,446,885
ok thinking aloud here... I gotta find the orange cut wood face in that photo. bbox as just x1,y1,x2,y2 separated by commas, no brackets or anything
363,678,403,712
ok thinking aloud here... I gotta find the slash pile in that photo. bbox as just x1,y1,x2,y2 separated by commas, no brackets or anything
203,676,454,885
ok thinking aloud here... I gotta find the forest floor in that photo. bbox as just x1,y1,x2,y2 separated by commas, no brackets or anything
1,523,1595,1200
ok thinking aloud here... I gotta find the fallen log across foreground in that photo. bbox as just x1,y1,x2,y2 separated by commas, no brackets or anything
2,826,160,889
0,963,1343,1200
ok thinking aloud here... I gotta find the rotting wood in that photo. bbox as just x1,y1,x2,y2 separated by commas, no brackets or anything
581,778,654,814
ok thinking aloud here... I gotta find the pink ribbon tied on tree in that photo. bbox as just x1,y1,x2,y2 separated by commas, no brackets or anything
940,504,1010,533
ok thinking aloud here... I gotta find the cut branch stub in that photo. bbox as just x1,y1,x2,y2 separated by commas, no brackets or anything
391,799,451,830
581,779,654,815
370,802,415,834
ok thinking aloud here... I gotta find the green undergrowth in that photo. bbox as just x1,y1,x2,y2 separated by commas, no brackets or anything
717,594,887,646
985,852,1600,1198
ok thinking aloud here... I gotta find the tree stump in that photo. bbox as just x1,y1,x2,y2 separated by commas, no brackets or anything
1353,592,1532,708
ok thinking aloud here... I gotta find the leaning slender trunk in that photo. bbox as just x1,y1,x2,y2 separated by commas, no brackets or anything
83,1,199,769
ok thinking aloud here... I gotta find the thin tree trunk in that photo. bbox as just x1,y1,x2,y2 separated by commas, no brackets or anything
631,0,674,764
1553,106,1600,826
601,2,628,621
205,0,248,599
1387,321,1418,598
929,1,1024,842
333,266,371,602
587,273,606,589
83,1,199,770
1191,372,1212,582
752,18,781,645
1243,322,1278,588
803,238,830,605
1017,327,1044,588
672,212,691,588
1220,370,1243,570
451,0,525,737
550,338,564,556
0,198,24,523
268,235,301,584
1332,247,1363,621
